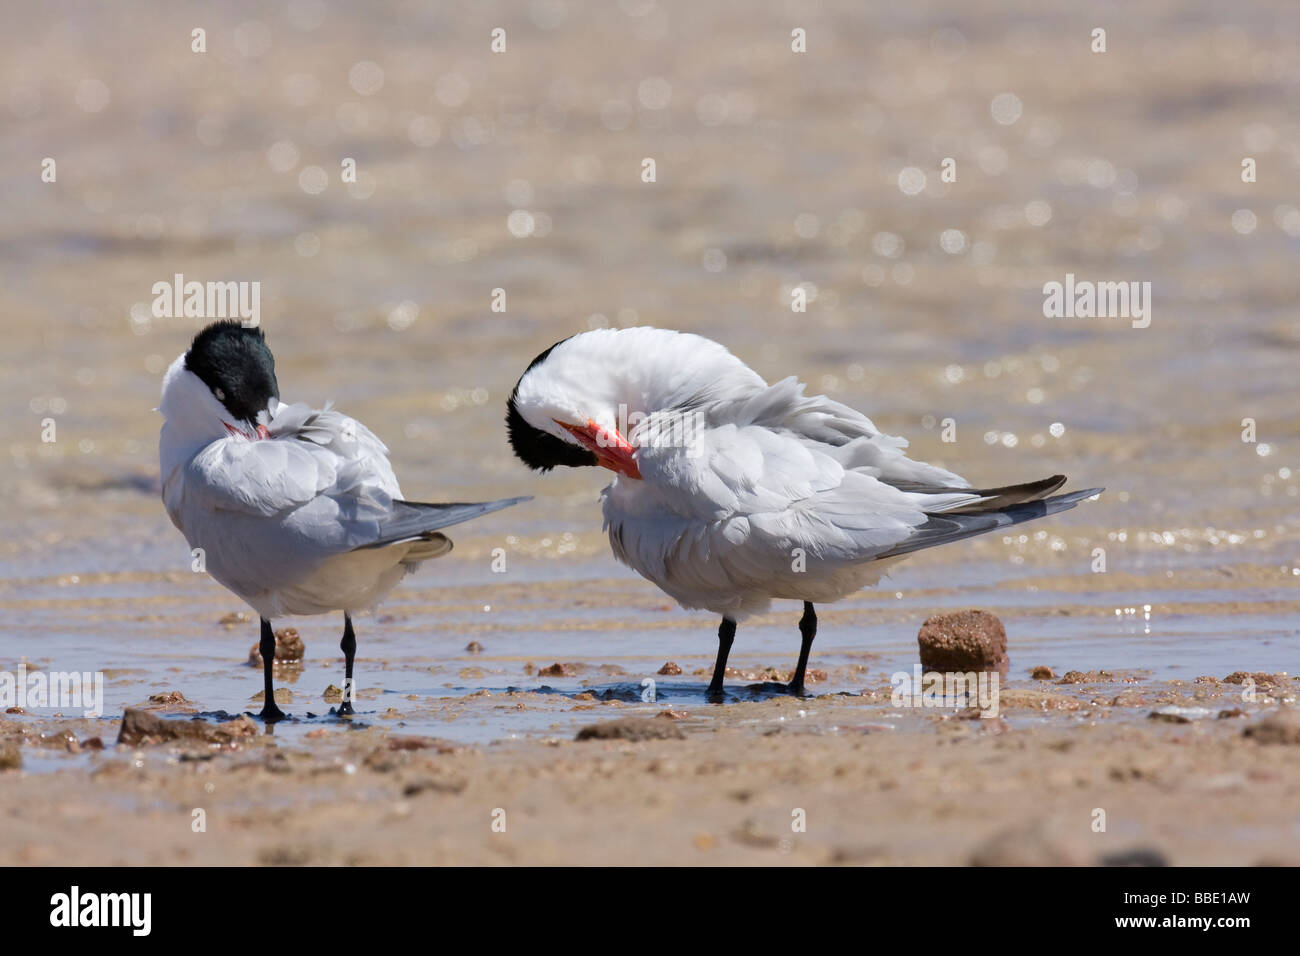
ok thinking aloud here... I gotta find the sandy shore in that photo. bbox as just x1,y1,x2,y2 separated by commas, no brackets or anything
3,672,1296,866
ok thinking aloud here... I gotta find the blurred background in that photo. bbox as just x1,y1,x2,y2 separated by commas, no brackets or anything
0,0,1297,702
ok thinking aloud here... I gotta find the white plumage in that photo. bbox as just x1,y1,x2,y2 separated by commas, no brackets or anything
507,326,1100,696
159,322,527,720
160,354,445,618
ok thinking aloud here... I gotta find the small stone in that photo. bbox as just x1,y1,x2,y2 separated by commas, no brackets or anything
465,641,484,653
1242,708,1300,745
0,744,21,771
1224,671,1287,692
402,777,467,796
538,662,581,677
1110,690,1148,707
917,609,1008,674
148,691,191,707
117,708,257,746
1030,665,1055,680
658,661,683,675
576,716,685,741
247,627,305,665
1149,705,1211,723
1058,670,1120,684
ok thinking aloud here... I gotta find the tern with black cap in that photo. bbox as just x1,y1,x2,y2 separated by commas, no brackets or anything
159,320,529,721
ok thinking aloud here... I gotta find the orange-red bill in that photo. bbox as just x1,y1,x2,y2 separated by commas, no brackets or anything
555,418,642,479
224,422,272,440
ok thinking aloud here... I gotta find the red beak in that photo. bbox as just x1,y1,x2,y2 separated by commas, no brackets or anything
555,419,642,480
224,422,271,441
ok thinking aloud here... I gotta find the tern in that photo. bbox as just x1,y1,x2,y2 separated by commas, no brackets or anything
506,327,1101,699
159,320,528,721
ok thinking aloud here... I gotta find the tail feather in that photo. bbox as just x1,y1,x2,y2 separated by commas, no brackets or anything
878,486,1103,559
888,474,1068,512
354,495,531,551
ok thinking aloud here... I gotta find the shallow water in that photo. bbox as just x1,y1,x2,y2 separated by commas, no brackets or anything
0,0,1296,751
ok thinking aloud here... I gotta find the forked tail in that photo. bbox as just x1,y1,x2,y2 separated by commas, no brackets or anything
878,482,1103,559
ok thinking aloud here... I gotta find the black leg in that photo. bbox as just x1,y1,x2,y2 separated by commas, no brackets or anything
338,614,356,717
258,617,287,722
706,617,736,701
788,602,816,696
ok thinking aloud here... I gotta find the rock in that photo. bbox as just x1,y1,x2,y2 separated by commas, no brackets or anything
575,716,686,742
658,661,683,675
538,662,583,677
465,641,483,653
1242,708,1300,745
995,689,1085,712
388,735,457,753
147,691,192,707
322,684,343,702
0,744,20,771
247,627,305,666
1148,706,1212,723
1224,671,1285,688
1030,665,1055,680
219,611,251,628
402,776,466,796
1058,670,1136,684
116,708,257,746
1110,690,1148,707
917,609,1007,674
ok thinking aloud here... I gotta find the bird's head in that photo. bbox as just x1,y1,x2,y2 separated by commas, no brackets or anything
505,326,762,479
160,320,280,442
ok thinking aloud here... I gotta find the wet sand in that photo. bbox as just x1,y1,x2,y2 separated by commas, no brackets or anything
1,0,1298,865
4,675,1298,865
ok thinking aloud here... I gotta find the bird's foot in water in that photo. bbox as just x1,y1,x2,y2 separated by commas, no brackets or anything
785,681,809,698
705,684,729,703
334,700,355,717
258,701,288,723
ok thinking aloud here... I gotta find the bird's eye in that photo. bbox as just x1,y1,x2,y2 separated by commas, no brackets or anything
214,388,225,401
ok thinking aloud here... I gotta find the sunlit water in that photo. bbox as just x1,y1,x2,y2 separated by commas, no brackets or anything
0,0,1296,753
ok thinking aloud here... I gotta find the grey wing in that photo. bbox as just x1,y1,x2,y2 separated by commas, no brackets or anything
187,434,335,517
353,496,532,550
